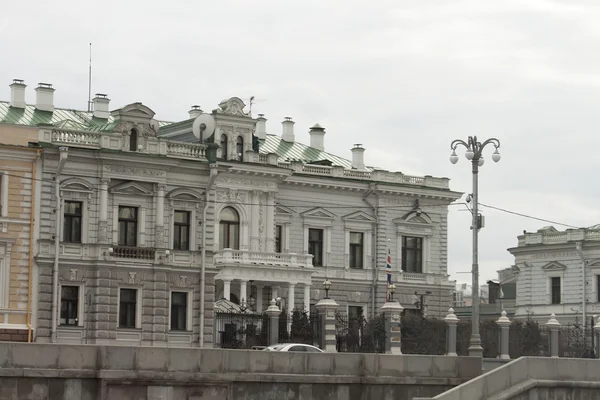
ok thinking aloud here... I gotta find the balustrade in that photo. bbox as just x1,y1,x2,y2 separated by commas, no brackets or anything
112,246,156,260
215,249,313,268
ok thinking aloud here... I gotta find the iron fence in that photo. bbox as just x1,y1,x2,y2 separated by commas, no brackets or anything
335,313,386,353
214,311,268,349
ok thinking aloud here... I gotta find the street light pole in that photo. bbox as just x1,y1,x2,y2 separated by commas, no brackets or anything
450,136,501,357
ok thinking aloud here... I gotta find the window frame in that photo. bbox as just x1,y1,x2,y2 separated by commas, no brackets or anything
394,213,433,274
550,276,562,305
236,136,244,161
173,210,191,251
169,290,192,331
349,231,364,269
62,200,83,243
220,134,228,160
59,284,80,326
275,224,283,253
219,206,240,250
118,287,141,329
0,240,14,308
130,128,138,151
308,228,324,267
118,206,139,247
402,236,424,273
545,269,564,306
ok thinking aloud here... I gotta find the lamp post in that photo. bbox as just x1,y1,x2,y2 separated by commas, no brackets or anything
323,279,331,299
388,284,396,302
450,136,501,357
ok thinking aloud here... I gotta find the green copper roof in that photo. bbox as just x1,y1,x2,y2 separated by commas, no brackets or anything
0,101,172,131
260,134,354,169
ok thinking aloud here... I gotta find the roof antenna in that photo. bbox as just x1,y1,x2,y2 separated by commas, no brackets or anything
87,43,92,112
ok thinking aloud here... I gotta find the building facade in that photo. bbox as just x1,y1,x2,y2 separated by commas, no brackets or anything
1,80,461,346
508,226,600,324
0,80,42,341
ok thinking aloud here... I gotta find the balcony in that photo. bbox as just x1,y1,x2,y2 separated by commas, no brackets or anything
111,246,156,261
214,249,313,269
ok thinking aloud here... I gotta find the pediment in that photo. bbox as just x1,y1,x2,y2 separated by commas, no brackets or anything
119,103,156,118
541,261,567,271
301,207,336,220
166,188,204,201
276,205,295,216
396,210,433,225
343,211,375,223
109,181,153,196
60,178,93,192
538,226,558,233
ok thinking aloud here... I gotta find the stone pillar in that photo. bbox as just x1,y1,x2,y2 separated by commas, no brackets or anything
155,183,166,248
496,310,511,360
594,316,600,359
315,297,339,352
444,308,459,357
381,301,404,355
304,284,311,314
223,280,231,301
256,285,264,312
546,313,561,358
266,299,280,345
288,283,295,313
240,280,247,304
250,191,260,251
98,178,109,244
265,192,275,252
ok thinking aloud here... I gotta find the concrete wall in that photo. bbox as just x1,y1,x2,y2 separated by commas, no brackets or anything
414,357,600,400
0,342,481,400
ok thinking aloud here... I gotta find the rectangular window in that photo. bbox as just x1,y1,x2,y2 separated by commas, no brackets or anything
173,210,190,250
308,228,324,267
170,291,188,331
275,225,283,253
402,236,423,273
119,288,137,328
348,305,364,320
63,201,82,243
551,277,561,304
118,206,138,247
349,232,364,269
60,285,79,326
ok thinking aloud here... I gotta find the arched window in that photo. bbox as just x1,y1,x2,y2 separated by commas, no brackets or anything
130,129,138,151
220,134,228,160
236,136,244,161
219,207,240,249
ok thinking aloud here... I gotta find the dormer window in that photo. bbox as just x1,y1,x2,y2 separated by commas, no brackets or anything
236,136,244,161
130,129,138,151
220,134,228,160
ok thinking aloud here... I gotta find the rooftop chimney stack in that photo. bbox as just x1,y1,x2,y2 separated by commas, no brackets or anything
92,93,110,119
282,116,295,143
9,79,26,109
255,114,267,140
35,83,55,112
351,144,366,170
188,105,203,119
309,123,326,151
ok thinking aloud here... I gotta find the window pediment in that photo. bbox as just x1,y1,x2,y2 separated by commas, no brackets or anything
60,178,94,193
541,261,567,271
276,205,295,216
301,207,336,220
109,181,153,196
166,188,204,202
343,211,375,223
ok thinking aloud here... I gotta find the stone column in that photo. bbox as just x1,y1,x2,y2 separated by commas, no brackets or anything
266,299,280,345
155,184,166,248
256,285,264,312
98,178,110,244
265,192,275,252
315,297,339,352
288,283,295,313
496,310,511,360
223,279,231,301
444,308,459,357
240,280,248,304
381,301,404,355
304,284,311,314
250,191,260,251
546,313,561,358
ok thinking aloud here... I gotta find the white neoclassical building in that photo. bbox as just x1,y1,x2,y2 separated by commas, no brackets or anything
0,80,461,346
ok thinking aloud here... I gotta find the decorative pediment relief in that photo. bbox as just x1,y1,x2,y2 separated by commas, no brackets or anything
109,181,153,196
342,211,375,223
301,207,336,220
399,210,433,224
217,97,247,116
541,261,567,271
275,205,295,216
166,188,205,201
115,102,156,119
60,177,94,192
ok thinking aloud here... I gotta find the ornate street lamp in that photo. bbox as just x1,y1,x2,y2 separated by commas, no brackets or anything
449,136,501,358
323,279,332,299
388,284,396,302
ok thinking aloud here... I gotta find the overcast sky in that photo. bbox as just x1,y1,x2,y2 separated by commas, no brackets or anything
3,0,600,285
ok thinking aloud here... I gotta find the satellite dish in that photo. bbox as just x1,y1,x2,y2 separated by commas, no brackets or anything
193,114,216,142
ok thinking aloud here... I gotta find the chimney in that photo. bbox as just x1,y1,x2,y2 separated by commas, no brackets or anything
309,123,325,151
92,93,110,119
282,116,295,142
351,144,365,170
189,105,203,119
9,79,26,108
255,114,267,140
35,83,55,112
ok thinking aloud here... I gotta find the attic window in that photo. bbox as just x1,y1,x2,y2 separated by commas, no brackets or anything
130,129,138,151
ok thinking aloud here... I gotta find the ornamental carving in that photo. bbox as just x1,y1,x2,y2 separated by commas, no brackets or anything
217,97,247,116
128,272,137,284
217,190,245,204
220,176,276,189
98,221,108,243
155,225,165,248
104,164,166,178
169,274,196,288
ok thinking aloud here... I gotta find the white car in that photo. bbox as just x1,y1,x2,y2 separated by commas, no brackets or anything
263,343,324,353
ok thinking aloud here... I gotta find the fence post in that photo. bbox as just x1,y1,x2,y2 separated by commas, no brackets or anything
266,299,280,345
594,316,600,359
546,313,561,358
444,308,459,356
380,301,404,355
315,297,339,353
496,310,511,360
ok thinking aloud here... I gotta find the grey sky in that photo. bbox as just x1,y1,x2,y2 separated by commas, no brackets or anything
3,0,600,284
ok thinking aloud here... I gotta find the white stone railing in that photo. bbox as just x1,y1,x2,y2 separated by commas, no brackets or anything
214,249,313,268
51,130,101,146
166,141,206,159
519,228,600,247
401,272,428,282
